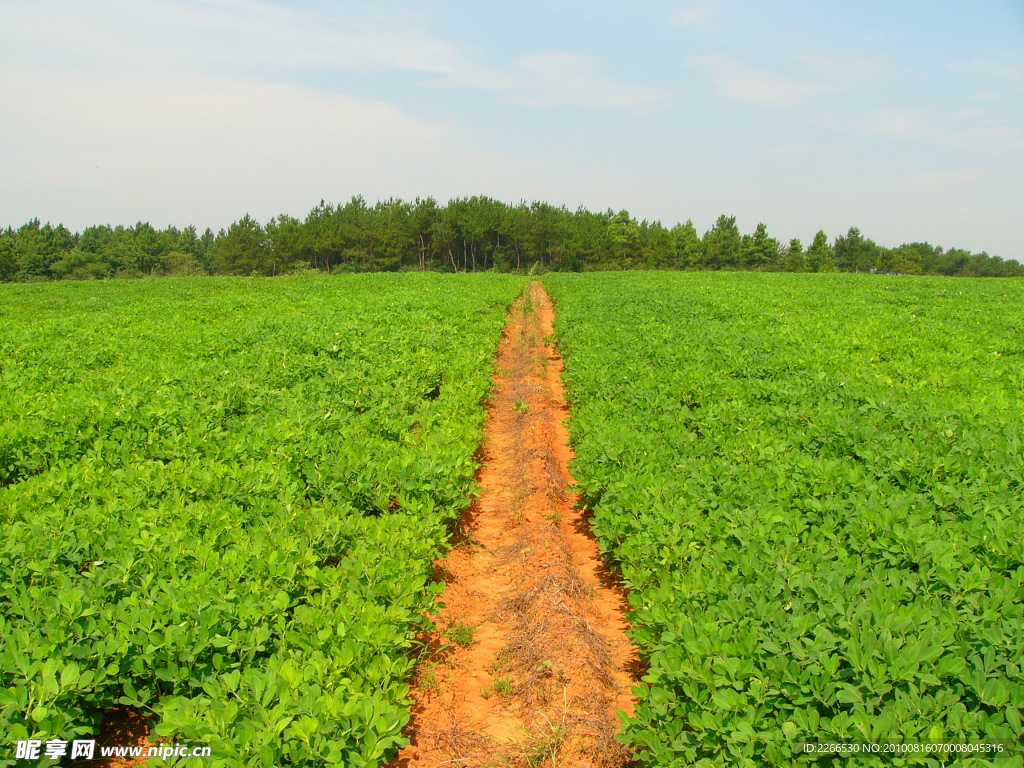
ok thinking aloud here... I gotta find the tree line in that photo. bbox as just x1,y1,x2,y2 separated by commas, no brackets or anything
2,196,1021,282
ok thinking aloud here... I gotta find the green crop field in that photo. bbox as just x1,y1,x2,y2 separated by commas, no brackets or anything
0,274,524,767
546,272,1024,766
2,271,1023,767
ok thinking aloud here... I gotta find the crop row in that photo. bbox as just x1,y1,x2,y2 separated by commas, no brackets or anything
0,274,524,767
547,272,1024,767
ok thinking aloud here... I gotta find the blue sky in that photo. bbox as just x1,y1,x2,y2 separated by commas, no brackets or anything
1,0,1022,259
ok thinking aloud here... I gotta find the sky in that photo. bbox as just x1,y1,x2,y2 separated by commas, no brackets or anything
1,0,1022,259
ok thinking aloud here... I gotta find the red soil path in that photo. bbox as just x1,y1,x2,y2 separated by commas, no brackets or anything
389,282,638,768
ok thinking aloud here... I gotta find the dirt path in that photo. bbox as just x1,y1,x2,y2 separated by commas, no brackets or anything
390,282,638,768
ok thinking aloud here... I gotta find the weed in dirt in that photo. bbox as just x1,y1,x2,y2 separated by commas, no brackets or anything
520,286,535,317
482,675,513,700
523,727,569,768
454,525,482,550
421,665,441,695
514,398,529,413
518,696,572,768
489,649,514,674
513,487,531,509
447,622,477,648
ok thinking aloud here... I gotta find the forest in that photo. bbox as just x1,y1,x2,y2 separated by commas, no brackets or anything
2,195,1021,281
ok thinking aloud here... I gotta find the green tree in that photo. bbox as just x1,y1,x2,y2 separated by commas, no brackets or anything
303,200,338,271
371,198,415,271
195,228,216,273
834,226,879,272
50,249,112,280
608,210,640,266
526,201,566,271
336,196,373,270
163,250,205,276
0,228,16,281
784,238,805,272
133,222,167,275
561,208,606,272
105,226,145,275
741,222,782,270
410,197,440,270
962,252,1024,277
265,214,307,273
805,230,836,272
671,220,702,269
14,220,52,280
702,215,741,269
212,215,268,275
501,204,534,272
891,242,944,275
638,220,674,269
79,225,114,258
6,199,1022,281
877,245,923,275
178,224,199,254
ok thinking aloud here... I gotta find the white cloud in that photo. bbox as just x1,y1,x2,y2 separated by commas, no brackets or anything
792,54,887,85
3,1,664,113
2,0,1021,263
5,0,665,114
946,206,995,225
691,55,829,108
858,108,924,139
0,0,457,79
901,168,985,192
823,108,1021,156
434,51,666,110
761,143,840,154
670,4,712,25
508,52,666,109
0,0,669,233
0,63,484,229
954,55,1024,85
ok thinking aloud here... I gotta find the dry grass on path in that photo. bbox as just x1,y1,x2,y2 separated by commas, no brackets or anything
389,282,638,768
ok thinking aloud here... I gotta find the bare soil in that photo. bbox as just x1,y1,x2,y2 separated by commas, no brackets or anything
76,708,152,767
389,282,638,768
